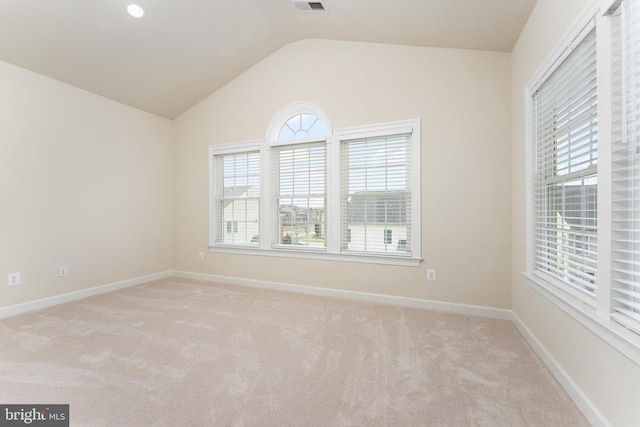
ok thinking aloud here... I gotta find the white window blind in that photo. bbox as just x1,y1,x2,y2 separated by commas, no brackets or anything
210,106,420,266
532,26,599,294
341,133,412,255
611,0,640,333
272,142,326,248
213,151,261,245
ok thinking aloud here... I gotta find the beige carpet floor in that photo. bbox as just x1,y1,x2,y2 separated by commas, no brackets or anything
0,277,589,426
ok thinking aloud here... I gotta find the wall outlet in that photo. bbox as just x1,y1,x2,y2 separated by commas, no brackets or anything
8,273,20,286
58,266,69,277
427,269,436,281
198,252,204,262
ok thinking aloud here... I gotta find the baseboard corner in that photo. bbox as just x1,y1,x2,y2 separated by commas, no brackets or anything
0,270,173,319
510,312,611,427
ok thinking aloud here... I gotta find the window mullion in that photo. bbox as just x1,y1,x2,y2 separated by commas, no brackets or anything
326,135,341,254
211,110,422,265
596,9,614,319
261,145,272,250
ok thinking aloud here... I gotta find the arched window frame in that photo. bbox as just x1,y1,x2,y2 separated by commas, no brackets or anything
263,102,333,251
266,102,332,147
209,101,421,267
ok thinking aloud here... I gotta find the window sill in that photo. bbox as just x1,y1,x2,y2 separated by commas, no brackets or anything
522,271,640,366
209,245,422,267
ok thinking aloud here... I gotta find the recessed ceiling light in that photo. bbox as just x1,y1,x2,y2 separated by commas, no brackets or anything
127,4,145,18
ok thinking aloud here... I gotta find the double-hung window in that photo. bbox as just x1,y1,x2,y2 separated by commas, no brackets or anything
532,24,598,298
209,103,421,266
611,0,640,334
526,0,640,360
210,144,261,246
341,133,412,255
270,111,327,249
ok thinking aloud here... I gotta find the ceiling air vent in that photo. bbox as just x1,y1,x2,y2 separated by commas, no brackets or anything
291,1,327,13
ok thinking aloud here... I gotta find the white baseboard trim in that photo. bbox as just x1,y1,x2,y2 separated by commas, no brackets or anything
0,271,173,319
0,268,611,426
176,270,610,425
510,312,611,427
171,270,512,320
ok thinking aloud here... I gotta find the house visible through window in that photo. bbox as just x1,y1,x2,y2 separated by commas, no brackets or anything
532,26,598,295
341,133,412,255
209,102,421,266
226,221,238,233
211,148,260,246
525,0,640,360
271,112,327,249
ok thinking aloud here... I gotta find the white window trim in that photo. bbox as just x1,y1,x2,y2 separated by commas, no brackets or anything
333,119,422,260
268,139,327,251
264,102,332,253
209,110,422,267
209,140,262,249
266,102,333,144
524,0,640,365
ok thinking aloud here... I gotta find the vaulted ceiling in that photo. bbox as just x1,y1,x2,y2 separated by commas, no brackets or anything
0,0,537,119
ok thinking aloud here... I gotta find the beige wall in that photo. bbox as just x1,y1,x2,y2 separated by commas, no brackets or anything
511,0,640,425
173,39,512,309
0,60,173,308
2,7,639,423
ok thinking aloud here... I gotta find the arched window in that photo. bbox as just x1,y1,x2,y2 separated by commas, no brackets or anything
210,101,421,266
277,113,326,141
268,103,331,248
268,102,331,144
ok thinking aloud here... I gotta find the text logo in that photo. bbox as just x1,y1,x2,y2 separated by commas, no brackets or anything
0,405,68,426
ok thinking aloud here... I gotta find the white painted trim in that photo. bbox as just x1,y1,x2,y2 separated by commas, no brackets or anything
0,271,173,319
526,0,601,92
511,312,611,427
171,270,511,320
171,268,622,426
326,116,340,254
208,244,422,266
523,84,535,275
0,267,617,426
208,114,422,264
522,0,640,366
267,136,326,148
334,124,414,141
595,9,613,319
333,117,422,260
266,101,333,144
210,140,262,156
209,141,263,248
524,272,640,365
